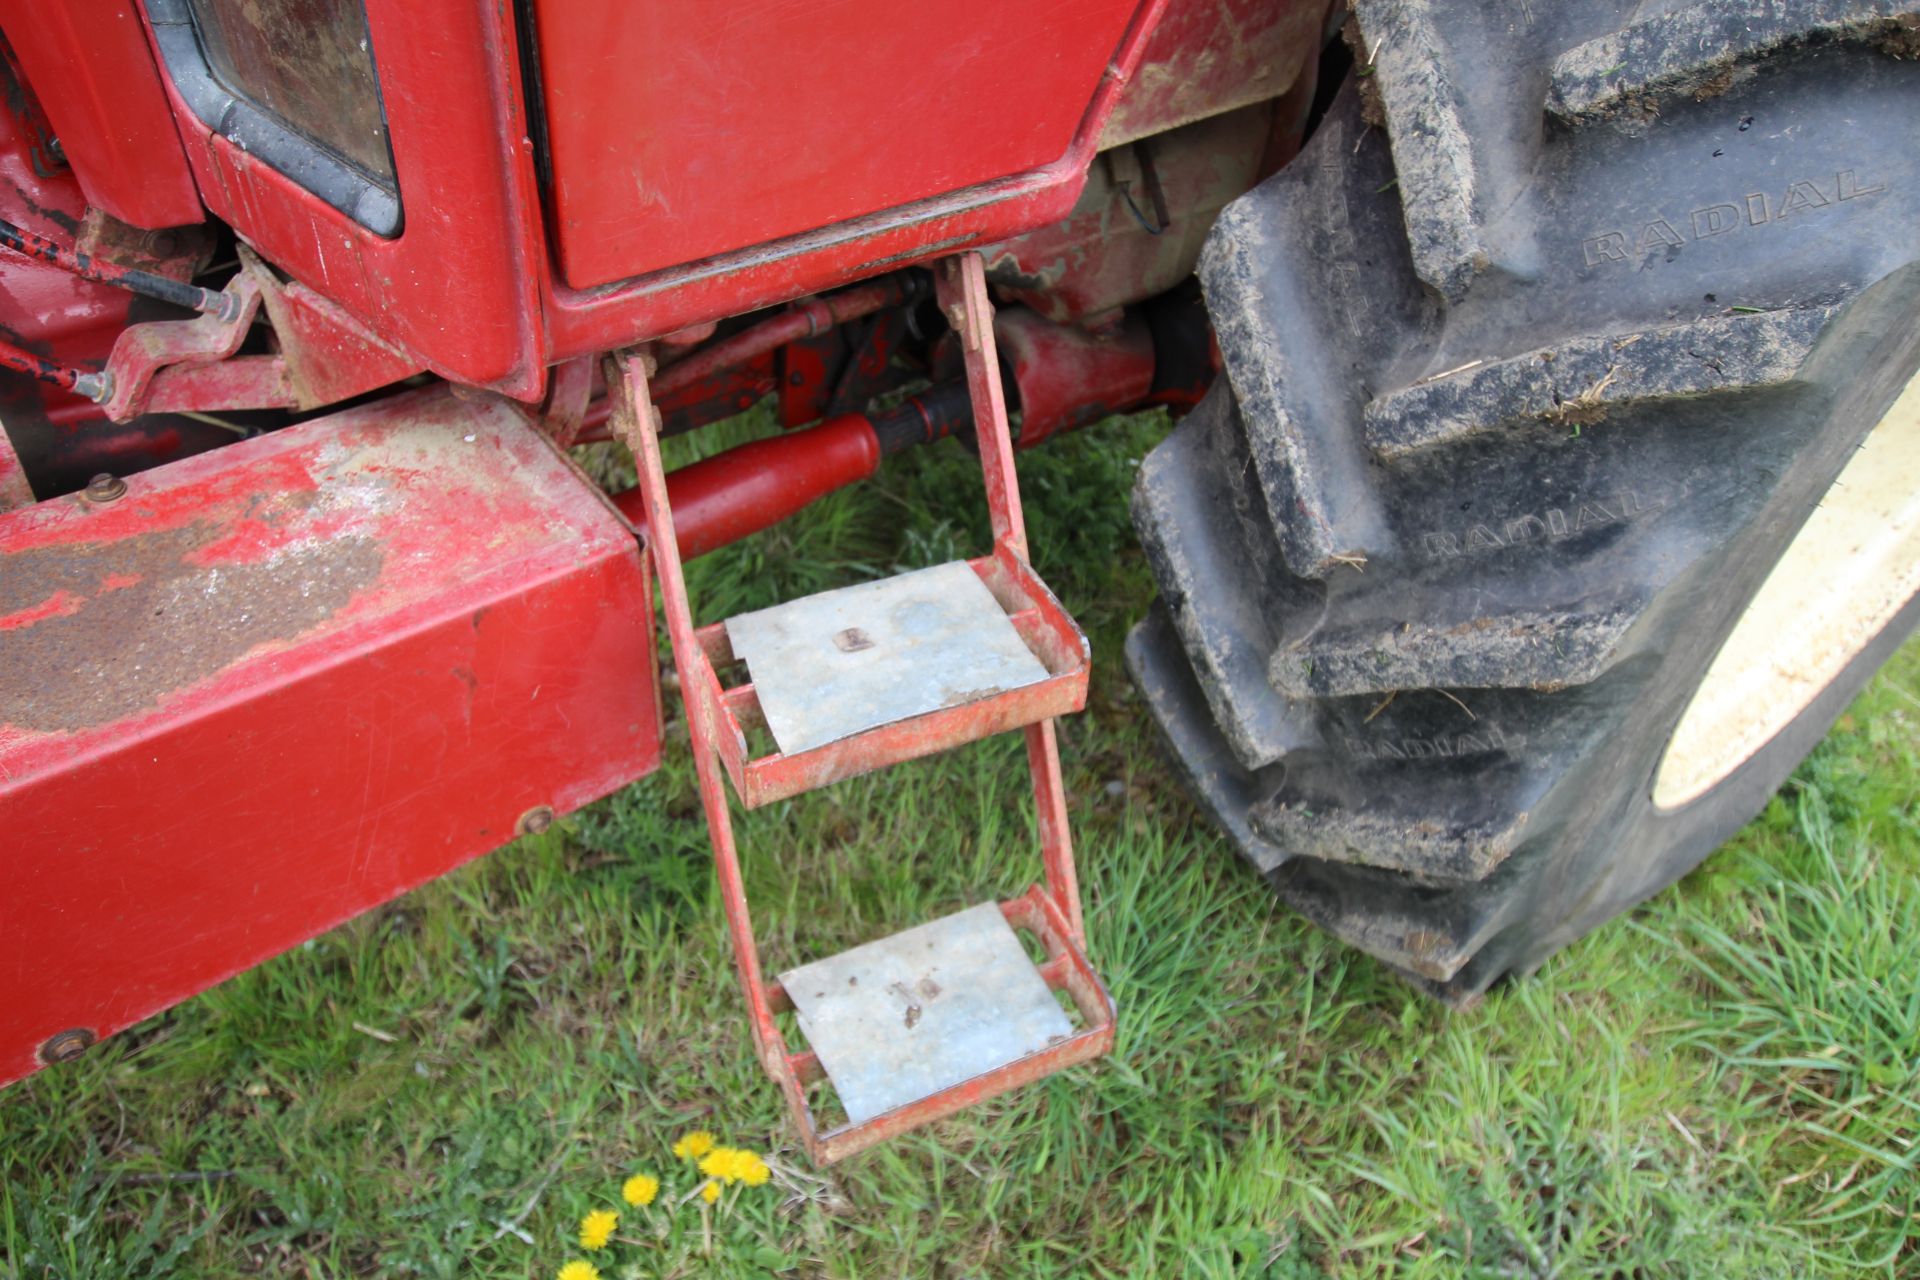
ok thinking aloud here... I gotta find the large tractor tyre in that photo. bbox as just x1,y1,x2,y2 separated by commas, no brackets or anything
1126,0,1920,1001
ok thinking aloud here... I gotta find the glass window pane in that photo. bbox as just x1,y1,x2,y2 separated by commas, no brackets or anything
185,0,395,185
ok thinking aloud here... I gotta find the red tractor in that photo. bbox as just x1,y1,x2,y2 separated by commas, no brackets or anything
2,0,1915,1162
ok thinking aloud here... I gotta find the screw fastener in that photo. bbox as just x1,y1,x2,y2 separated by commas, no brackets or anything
515,805,555,836
72,370,113,405
39,1028,95,1063
84,473,127,503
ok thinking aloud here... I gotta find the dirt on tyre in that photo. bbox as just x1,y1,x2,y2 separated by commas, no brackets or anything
1127,0,1920,1001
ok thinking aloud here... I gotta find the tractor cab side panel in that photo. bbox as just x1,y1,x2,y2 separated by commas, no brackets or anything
531,0,1144,290
110,0,1162,397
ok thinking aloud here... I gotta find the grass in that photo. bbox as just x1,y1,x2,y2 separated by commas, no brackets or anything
3,405,1917,1278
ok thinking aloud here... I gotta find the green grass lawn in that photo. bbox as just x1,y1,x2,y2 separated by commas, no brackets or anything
4,409,1916,1278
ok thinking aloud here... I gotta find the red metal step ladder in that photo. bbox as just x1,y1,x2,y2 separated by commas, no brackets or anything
606,252,1115,1164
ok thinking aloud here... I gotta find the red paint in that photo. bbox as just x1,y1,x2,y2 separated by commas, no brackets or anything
248,260,425,409
100,274,264,420
148,0,550,397
0,216,230,319
0,0,203,228
607,252,1109,1163
539,138,1125,368
0,387,660,1088
138,353,293,415
127,0,1170,401
653,278,912,401
0,0,1312,430
0,337,94,397
937,255,1027,557
997,306,1155,446
777,333,840,431
533,0,1144,290
633,413,881,561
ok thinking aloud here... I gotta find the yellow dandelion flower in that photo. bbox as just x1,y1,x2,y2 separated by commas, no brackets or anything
699,1178,721,1205
557,1262,601,1280
702,1143,752,1189
719,1148,766,1184
621,1173,659,1207
672,1130,715,1160
578,1209,618,1251
737,1151,771,1187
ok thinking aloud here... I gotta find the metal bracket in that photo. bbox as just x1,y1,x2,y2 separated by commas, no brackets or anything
101,274,267,421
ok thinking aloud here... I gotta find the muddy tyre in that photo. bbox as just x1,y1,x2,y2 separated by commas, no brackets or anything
1126,0,1920,1000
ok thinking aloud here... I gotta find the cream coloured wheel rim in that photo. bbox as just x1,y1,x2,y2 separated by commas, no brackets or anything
1654,366,1920,810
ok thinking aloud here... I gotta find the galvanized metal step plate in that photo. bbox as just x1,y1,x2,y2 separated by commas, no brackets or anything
726,561,1051,755
779,901,1075,1126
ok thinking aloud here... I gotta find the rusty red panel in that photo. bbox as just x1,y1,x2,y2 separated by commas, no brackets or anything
0,387,660,1087
537,0,1169,359
0,0,204,228
250,262,425,409
532,0,1147,290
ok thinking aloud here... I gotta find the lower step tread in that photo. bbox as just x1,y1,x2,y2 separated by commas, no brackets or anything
780,901,1074,1127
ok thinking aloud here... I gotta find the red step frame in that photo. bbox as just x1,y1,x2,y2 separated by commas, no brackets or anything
607,252,1114,1163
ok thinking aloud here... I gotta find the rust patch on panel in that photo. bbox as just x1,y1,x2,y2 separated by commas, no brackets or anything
0,519,380,732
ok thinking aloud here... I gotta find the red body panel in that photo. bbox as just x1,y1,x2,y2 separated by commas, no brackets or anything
123,0,1168,396
0,387,660,1086
534,0,1141,289
1,0,1317,418
0,0,202,229
536,0,1167,365
147,0,552,397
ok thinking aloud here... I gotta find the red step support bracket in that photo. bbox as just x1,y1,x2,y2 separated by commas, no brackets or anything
607,251,1114,1164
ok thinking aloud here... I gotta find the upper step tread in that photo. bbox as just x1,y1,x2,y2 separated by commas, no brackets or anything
729,561,1048,755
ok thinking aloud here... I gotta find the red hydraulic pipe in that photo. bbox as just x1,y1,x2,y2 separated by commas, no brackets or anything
650,274,917,399
625,414,879,559
615,382,969,559
576,274,921,443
